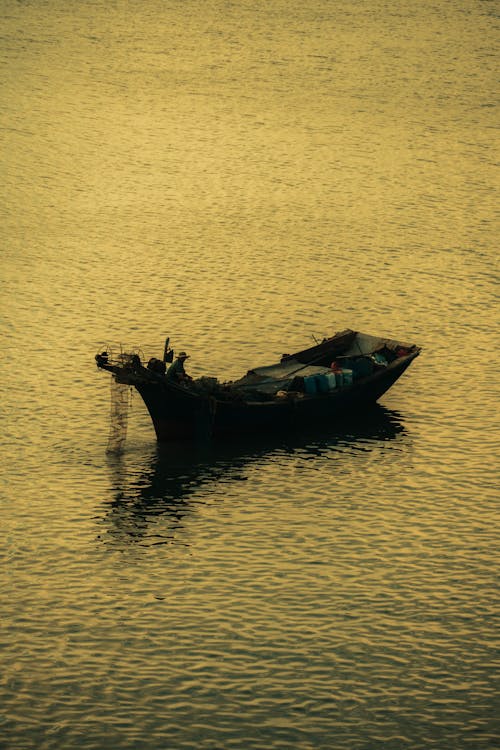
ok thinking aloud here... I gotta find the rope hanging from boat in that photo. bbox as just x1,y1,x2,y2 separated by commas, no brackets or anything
106,378,132,454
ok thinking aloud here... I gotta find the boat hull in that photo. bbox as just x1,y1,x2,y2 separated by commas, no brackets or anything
135,351,418,442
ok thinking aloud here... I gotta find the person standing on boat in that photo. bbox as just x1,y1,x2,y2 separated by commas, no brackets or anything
166,351,192,383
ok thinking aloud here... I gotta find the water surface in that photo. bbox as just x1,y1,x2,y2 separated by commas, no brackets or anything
1,1,498,748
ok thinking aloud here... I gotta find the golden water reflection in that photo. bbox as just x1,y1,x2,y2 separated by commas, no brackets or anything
101,405,407,548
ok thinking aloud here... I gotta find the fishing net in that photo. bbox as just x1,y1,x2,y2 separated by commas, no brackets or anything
106,379,132,454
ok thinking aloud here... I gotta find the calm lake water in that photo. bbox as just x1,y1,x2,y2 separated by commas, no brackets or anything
1,1,498,748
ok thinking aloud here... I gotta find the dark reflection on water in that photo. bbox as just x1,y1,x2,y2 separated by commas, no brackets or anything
100,405,407,547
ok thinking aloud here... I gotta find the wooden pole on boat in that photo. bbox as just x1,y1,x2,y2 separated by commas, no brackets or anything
163,337,171,363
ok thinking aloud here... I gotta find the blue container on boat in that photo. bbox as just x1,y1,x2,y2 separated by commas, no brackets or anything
304,375,317,394
315,374,330,393
342,369,353,386
335,371,344,387
325,372,337,390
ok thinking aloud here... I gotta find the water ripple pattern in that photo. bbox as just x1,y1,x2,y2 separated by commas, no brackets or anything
0,1,498,748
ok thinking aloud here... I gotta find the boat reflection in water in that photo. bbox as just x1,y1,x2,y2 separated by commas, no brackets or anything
100,404,408,548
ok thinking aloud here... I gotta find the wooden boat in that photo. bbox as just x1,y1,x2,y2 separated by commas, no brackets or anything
95,328,420,442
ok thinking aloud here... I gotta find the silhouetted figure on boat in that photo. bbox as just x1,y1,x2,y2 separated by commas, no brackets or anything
166,352,192,384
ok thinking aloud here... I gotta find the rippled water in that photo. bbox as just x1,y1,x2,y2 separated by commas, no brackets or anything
1,1,498,748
